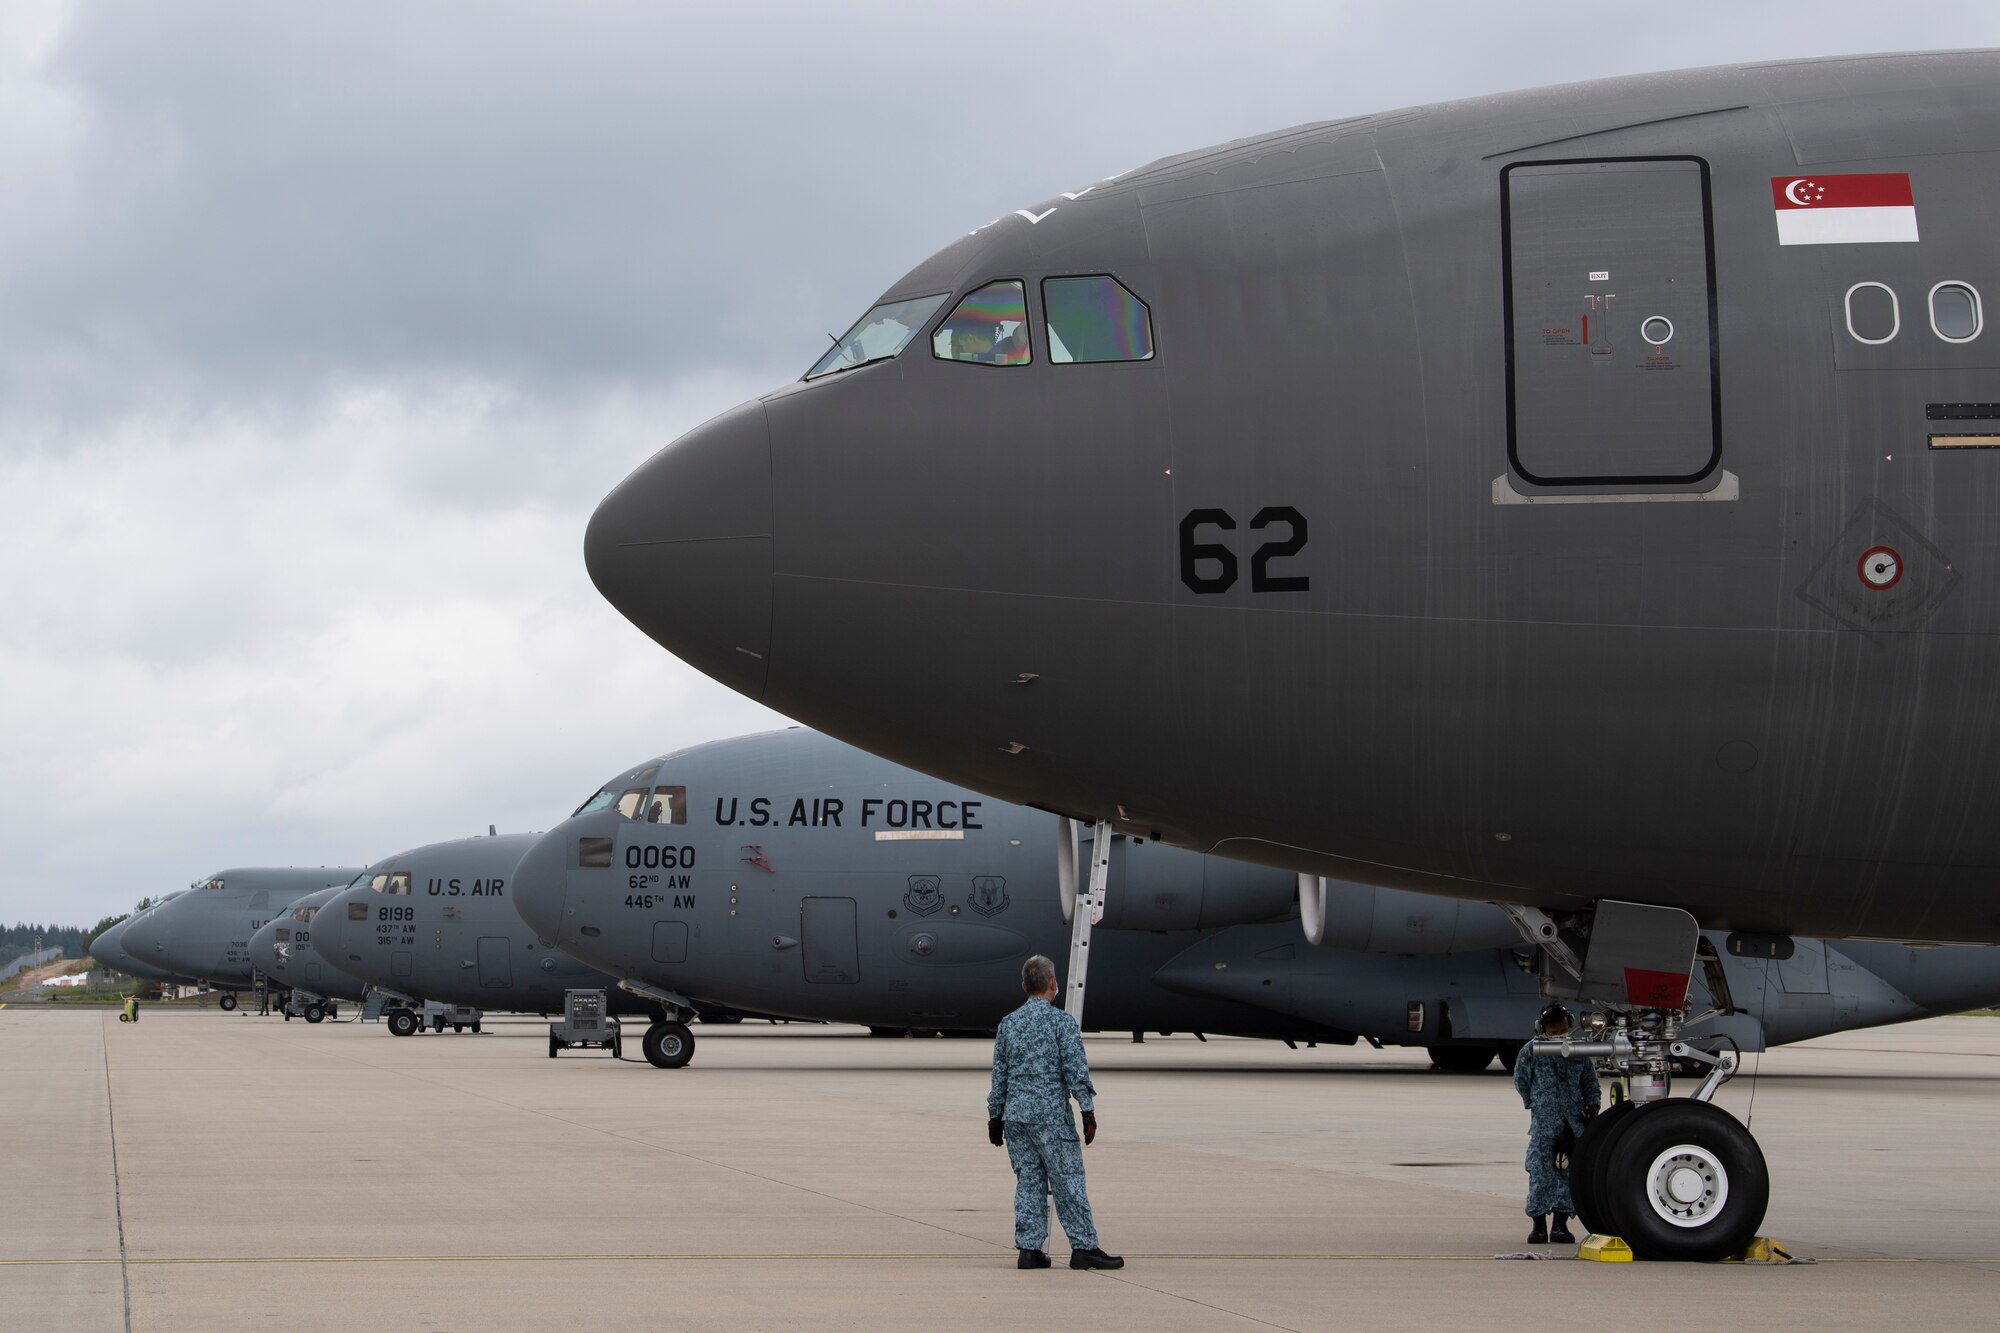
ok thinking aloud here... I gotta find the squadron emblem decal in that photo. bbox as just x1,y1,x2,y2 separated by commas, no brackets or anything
903,875,944,916
968,876,1010,917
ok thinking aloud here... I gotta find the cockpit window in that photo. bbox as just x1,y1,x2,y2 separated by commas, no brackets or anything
807,294,950,379
370,873,390,893
291,904,317,923
346,871,371,891
199,877,225,892
387,872,412,896
1043,276,1155,363
574,786,620,817
573,764,661,818
934,281,1032,366
646,785,688,825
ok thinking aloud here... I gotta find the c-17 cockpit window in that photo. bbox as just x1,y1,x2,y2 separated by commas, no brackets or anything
199,877,226,892
1043,275,1155,364
369,873,390,893
387,872,412,896
934,281,1032,366
614,788,649,820
807,293,950,380
646,785,688,825
573,786,621,818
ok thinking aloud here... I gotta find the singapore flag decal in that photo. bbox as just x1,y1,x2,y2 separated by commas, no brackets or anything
1771,173,1918,245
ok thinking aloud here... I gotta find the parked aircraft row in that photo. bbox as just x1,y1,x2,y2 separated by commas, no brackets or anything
93,729,2000,1080
78,53,2000,1263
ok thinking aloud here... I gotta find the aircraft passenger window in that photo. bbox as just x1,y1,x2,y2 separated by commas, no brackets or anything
933,281,1032,366
387,872,412,896
1844,282,1899,345
647,785,688,825
807,293,950,379
1043,276,1155,363
1930,282,1982,343
615,787,649,820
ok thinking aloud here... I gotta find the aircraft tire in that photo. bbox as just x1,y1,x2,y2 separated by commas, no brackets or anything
1600,1100,1768,1262
218,993,237,1012
1427,1044,1495,1074
304,1003,326,1024
387,1009,419,1038
643,1020,695,1069
1569,1099,1640,1237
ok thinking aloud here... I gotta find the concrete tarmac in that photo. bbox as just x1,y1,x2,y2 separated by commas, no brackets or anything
4,1005,1998,1331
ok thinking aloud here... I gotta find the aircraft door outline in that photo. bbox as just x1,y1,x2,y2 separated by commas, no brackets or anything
1500,155,1722,489
800,896,860,984
476,935,512,989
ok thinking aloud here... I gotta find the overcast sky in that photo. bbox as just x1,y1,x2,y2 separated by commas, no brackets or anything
3,3,1995,926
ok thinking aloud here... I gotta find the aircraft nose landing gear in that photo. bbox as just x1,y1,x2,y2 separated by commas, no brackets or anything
1510,900,1773,1261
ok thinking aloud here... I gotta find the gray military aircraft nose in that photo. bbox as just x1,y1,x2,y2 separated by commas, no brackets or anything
509,829,568,942
584,399,772,701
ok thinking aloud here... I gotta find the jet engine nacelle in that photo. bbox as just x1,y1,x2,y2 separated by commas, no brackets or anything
1300,876,1521,954
1058,820,1296,931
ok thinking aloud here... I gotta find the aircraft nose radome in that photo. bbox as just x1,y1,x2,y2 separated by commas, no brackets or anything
585,400,772,700
317,896,362,975
511,830,569,943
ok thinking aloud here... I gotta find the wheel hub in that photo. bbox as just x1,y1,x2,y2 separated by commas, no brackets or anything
1646,1145,1728,1227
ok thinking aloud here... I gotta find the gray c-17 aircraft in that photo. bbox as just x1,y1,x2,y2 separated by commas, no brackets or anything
247,887,368,1022
310,834,649,1037
582,53,2000,1256
510,729,2000,1071
88,893,202,989
120,867,361,1009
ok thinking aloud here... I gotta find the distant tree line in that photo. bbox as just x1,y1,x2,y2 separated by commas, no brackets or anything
2,901,159,968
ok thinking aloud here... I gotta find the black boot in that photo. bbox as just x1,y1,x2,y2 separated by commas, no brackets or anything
1069,1247,1125,1270
1550,1213,1576,1243
1526,1215,1549,1244
1017,1248,1051,1269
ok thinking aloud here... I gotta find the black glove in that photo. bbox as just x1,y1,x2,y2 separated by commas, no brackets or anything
1081,1110,1097,1146
988,1116,1005,1147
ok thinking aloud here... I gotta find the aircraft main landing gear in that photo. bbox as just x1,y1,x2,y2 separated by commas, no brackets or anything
642,1020,695,1068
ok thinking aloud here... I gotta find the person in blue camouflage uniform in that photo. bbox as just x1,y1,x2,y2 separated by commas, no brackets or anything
987,955,1123,1270
1513,1003,1602,1244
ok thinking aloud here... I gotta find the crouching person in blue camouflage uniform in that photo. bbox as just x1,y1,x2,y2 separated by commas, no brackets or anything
987,955,1123,1271
1513,1003,1602,1245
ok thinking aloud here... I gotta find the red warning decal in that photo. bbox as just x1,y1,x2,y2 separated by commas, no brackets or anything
1623,967,1690,1008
